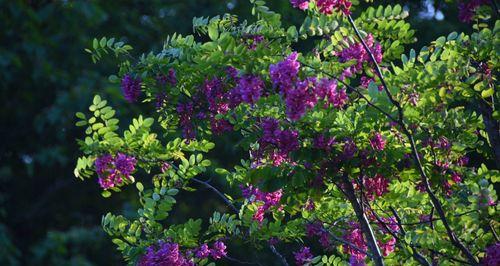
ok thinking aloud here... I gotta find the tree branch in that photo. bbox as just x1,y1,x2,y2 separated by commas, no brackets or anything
346,14,479,265
341,174,385,266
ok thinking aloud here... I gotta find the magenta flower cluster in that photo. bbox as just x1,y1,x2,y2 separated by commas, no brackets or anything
194,240,227,260
335,34,383,79
241,184,283,222
177,101,196,140
369,132,386,151
293,246,314,266
139,241,194,266
254,118,300,166
313,134,336,151
290,0,310,10
95,153,137,189
244,34,265,50
176,72,266,139
290,0,352,15
306,221,332,248
362,174,390,201
139,240,227,266
343,222,367,265
270,53,348,121
484,242,500,266
270,52,301,95
458,0,489,22
229,74,265,107
121,74,142,103
316,0,352,15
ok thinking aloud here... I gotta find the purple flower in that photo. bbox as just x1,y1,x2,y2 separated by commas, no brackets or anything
195,243,210,259
210,240,227,259
256,118,300,166
316,0,352,15
139,241,194,266
156,68,176,87
95,153,136,190
294,246,313,266
230,75,264,106
285,78,317,121
369,132,386,151
167,68,177,86
456,156,469,166
306,221,331,248
343,222,367,263
290,0,310,10
226,66,240,81
314,134,336,151
121,74,141,103
316,78,347,108
335,34,383,79
241,185,283,223
458,0,489,22
438,136,451,150
270,52,301,94
245,35,265,50
362,174,389,201
177,102,196,140
343,138,358,159
484,242,500,266
114,153,137,176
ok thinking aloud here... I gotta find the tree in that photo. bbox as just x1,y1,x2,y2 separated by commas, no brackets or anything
75,0,499,265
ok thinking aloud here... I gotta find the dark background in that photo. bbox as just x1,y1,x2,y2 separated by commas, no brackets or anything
0,0,472,265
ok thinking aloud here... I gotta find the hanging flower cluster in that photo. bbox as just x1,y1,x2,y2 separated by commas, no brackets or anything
253,118,300,166
121,74,142,103
241,184,283,222
271,53,348,121
138,240,227,266
293,246,314,266
94,153,137,189
290,0,352,14
335,34,383,80
458,0,489,22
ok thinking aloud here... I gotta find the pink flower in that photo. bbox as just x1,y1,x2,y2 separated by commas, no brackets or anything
363,174,389,200
316,0,352,15
290,0,310,10
343,222,367,262
369,132,386,151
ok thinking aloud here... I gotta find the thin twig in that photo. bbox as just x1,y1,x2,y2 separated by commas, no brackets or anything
269,245,290,266
191,177,239,213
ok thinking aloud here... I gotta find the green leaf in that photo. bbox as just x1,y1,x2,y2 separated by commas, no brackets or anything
208,25,219,41
93,95,102,105
481,88,494,98
76,112,86,119
102,191,112,198
136,182,144,192
99,37,107,48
